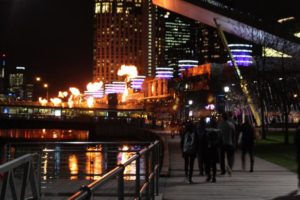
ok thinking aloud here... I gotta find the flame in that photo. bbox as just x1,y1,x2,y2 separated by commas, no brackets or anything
50,98,62,106
122,88,128,102
87,96,94,108
68,96,74,108
87,81,103,92
117,65,138,103
117,65,138,80
58,91,68,98
39,97,48,106
69,87,81,96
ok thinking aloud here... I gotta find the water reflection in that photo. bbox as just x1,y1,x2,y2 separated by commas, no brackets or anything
69,155,79,180
117,145,142,180
0,129,88,140
6,141,144,181
85,145,103,180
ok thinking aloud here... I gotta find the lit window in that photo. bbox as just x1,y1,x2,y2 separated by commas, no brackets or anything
117,7,123,13
95,3,100,14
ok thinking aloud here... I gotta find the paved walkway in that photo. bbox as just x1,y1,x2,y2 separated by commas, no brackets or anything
159,134,299,200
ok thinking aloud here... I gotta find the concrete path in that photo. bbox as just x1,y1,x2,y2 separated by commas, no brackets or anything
159,134,299,200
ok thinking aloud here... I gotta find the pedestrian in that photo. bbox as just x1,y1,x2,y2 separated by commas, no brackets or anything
197,118,206,176
181,121,198,184
170,120,176,138
239,118,256,172
295,121,300,191
218,112,236,175
203,118,220,182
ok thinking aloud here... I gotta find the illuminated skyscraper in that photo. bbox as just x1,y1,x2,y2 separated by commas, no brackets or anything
93,0,154,83
0,53,6,95
154,9,200,77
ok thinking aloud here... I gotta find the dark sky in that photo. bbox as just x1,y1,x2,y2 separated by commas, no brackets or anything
0,0,94,95
0,0,299,95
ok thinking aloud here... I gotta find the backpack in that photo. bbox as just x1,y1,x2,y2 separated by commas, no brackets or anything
183,131,196,154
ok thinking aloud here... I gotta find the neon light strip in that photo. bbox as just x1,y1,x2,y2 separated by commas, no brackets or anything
156,71,173,74
231,49,252,53
228,44,252,47
156,67,173,70
178,60,198,63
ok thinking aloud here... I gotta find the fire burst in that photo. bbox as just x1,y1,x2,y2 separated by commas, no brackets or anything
117,65,138,102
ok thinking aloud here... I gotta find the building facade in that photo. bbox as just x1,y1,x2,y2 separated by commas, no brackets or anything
93,0,154,83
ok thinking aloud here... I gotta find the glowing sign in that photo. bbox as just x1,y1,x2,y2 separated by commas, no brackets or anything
227,44,253,67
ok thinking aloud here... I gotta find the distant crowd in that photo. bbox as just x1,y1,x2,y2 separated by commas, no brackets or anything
178,112,257,184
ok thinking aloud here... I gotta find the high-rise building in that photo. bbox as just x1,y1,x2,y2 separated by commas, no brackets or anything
0,53,6,95
154,8,200,77
196,24,227,64
154,7,227,78
8,66,27,100
93,0,154,83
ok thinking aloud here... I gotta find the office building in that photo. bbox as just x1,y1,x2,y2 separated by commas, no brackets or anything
0,53,6,95
93,0,154,83
8,66,27,100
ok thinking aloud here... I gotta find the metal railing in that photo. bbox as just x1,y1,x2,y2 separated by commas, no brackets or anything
68,140,160,200
0,153,41,200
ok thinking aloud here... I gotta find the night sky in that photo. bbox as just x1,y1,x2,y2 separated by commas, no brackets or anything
0,0,299,95
0,0,94,95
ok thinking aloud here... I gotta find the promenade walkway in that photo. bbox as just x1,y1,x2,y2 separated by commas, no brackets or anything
159,133,299,200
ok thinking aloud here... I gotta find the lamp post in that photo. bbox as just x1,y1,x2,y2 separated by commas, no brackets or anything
43,83,49,99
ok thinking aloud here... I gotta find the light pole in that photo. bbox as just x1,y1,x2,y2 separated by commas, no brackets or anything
43,83,49,99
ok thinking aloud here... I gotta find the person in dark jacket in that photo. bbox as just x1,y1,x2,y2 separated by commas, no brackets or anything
181,121,198,184
240,118,256,172
203,118,220,182
197,118,206,176
218,112,236,175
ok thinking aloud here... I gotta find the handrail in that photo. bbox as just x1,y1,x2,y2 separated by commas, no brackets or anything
0,153,41,200
68,140,160,200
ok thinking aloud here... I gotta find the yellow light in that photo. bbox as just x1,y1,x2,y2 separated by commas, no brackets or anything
43,83,48,88
36,77,41,82
294,32,300,38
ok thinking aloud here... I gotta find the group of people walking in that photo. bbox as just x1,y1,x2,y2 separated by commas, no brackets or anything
180,112,256,184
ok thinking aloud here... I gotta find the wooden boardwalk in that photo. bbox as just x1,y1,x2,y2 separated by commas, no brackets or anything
159,134,299,200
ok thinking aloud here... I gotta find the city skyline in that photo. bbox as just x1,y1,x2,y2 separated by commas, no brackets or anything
1,0,299,95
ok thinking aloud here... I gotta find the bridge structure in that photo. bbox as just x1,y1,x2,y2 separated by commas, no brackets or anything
0,101,149,139
152,0,300,57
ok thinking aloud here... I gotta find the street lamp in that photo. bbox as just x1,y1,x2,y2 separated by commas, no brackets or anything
43,83,49,99
224,86,230,93
35,77,41,82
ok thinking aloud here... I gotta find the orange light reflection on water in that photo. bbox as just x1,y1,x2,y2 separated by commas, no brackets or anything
0,129,88,140
86,145,103,180
69,155,79,180
118,145,136,180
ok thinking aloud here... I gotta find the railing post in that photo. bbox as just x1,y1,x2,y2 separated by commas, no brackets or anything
150,147,155,200
145,150,150,200
135,152,141,199
80,185,92,200
118,164,125,200
155,143,160,195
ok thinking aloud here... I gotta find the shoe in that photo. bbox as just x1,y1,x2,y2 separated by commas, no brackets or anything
212,177,216,183
206,176,211,182
249,169,253,173
184,177,189,183
226,166,232,176
188,179,194,184
219,171,226,175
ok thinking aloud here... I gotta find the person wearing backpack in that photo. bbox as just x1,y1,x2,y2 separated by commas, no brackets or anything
180,121,198,184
